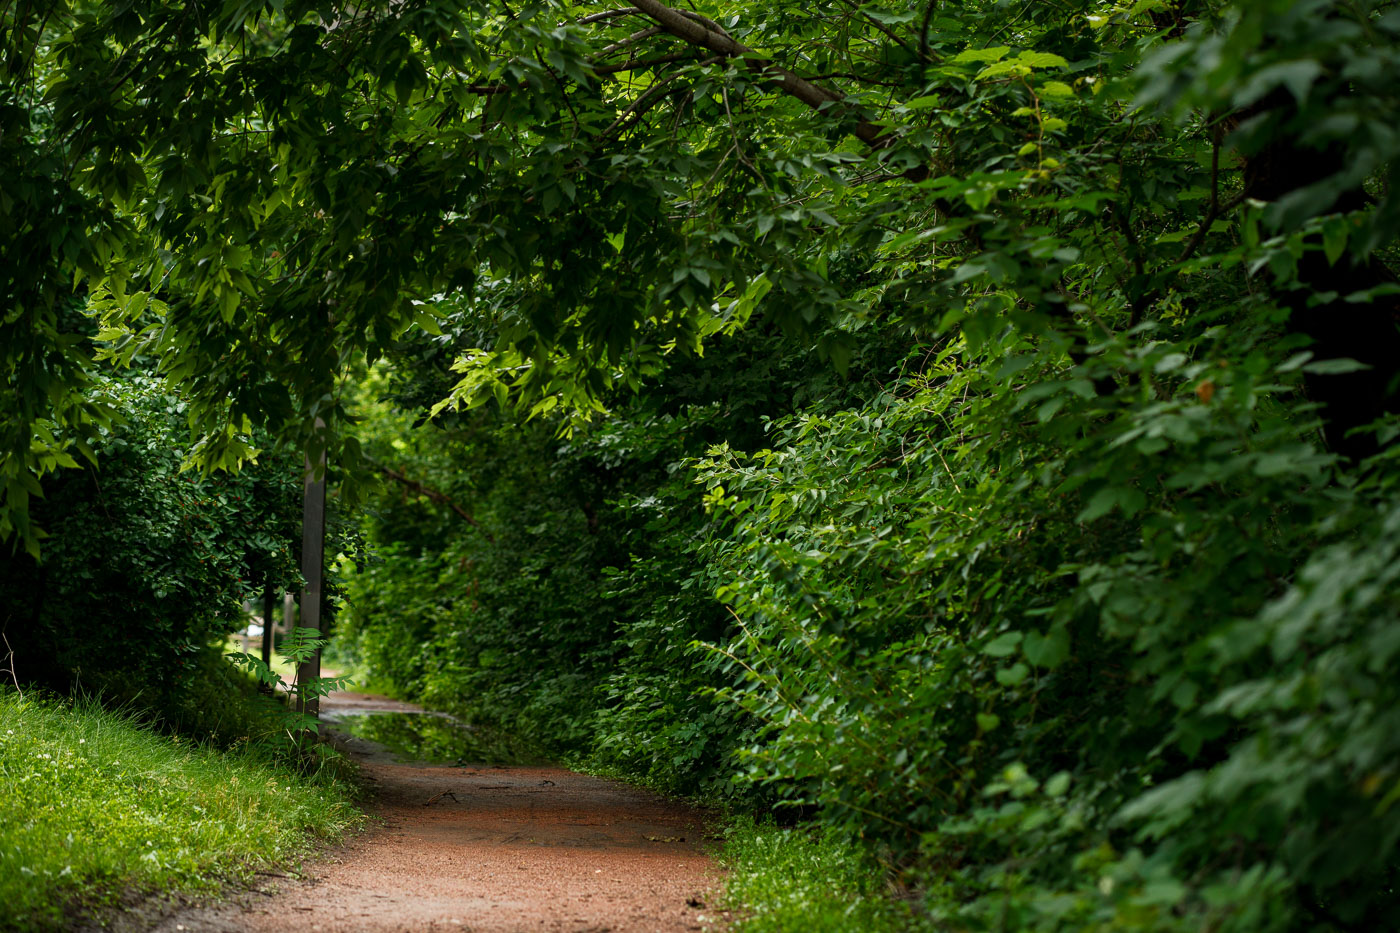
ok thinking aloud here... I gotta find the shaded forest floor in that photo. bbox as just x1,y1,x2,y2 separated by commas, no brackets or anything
140,691,721,933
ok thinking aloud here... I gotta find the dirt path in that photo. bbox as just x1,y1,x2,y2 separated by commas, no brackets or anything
152,692,720,933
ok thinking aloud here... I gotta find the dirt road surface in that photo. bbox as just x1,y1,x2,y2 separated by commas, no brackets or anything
145,691,720,933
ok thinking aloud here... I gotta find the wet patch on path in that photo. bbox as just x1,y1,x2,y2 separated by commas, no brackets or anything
327,707,544,768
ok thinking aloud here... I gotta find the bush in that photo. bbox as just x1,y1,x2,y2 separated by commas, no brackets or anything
693,337,1400,929
0,373,302,707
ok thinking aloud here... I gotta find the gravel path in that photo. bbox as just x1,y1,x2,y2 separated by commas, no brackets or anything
148,691,721,933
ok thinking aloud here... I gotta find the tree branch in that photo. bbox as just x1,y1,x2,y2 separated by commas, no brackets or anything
372,463,494,541
578,7,641,25
601,25,664,56
1176,191,1246,267
628,0,893,151
920,0,940,61
597,55,723,141
593,52,692,74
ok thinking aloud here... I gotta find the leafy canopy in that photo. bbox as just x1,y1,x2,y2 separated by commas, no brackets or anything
5,0,1400,553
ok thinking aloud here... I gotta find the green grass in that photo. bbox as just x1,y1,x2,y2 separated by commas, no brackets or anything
0,688,361,932
717,815,916,933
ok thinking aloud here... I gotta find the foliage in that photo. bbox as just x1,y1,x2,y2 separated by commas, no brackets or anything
3,0,1379,540
335,387,625,754
0,687,360,932
333,0,1400,929
227,627,356,757
0,372,304,700
717,815,911,933
336,332,857,792
4,0,850,548
692,345,1400,928
4,0,1400,930
0,60,119,557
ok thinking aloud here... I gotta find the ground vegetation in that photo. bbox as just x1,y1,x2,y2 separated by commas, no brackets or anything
0,687,359,932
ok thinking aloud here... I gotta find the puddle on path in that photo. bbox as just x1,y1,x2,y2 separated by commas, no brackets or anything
326,710,545,766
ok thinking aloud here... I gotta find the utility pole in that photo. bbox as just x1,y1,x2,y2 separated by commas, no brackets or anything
296,423,327,719
260,577,275,667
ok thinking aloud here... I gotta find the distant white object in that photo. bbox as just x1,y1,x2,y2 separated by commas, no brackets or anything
245,623,265,639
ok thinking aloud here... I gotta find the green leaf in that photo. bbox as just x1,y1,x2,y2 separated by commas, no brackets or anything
953,45,1011,64
1078,485,1146,522
996,663,1030,687
985,631,1023,657
1154,353,1189,373
862,6,916,25
1022,627,1069,668
1322,216,1349,266
1016,51,1069,68
413,307,444,335
1301,358,1369,374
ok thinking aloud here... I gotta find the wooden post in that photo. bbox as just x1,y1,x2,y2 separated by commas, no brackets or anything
261,578,275,666
296,435,327,718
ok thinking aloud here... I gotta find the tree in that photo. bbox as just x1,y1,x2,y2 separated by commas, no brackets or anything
4,0,1398,555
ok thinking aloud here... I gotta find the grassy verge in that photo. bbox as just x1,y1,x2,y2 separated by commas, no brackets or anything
0,688,361,932
717,815,916,933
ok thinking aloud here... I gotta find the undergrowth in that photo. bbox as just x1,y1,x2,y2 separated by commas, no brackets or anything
0,687,361,932
717,816,912,933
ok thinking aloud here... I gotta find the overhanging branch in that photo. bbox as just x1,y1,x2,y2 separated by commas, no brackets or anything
372,463,495,542
628,0,892,150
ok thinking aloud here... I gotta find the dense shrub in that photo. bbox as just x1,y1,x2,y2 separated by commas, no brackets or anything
693,338,1400,929
335,395,618,753
0,374,302,706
